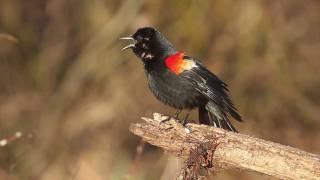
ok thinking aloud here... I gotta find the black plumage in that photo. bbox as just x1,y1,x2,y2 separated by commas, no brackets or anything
121,27,242,132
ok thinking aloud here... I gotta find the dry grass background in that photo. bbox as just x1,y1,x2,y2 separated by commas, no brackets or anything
0,0,319,179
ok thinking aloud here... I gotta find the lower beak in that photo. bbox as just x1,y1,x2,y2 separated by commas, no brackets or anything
120,36,136,51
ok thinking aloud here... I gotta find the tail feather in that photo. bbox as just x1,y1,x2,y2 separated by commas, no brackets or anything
199,103,239,132
199,105,211,125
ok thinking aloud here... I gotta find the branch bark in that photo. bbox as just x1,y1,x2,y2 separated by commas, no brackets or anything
129,113,320,180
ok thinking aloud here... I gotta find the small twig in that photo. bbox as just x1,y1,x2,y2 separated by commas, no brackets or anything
0,131,23,147
128,139,145,174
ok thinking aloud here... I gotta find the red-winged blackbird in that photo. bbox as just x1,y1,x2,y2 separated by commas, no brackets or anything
121,27,242,132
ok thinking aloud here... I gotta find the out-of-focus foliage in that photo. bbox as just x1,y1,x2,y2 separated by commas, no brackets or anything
0,0,319,179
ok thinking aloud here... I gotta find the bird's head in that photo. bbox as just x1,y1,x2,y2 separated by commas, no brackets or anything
121,27,176,61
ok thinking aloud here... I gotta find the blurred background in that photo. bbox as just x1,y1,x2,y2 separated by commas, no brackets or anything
0,0,319,179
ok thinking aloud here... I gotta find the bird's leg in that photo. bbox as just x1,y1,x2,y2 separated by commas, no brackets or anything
160,109,182,123
181,109,191,126
173,109,182,119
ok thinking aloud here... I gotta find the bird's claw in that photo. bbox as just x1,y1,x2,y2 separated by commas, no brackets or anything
159,116,172,124
179,118,187,126
158,114,193,133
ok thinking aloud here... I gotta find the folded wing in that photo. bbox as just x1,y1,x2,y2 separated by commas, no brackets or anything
180,56,242,122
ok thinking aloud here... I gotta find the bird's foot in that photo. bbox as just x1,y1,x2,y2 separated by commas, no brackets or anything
159,109,182,124
159,116,171,124
179,118,188,126
173,109,182,119
180,109,192,126
157,111,193,133
180,110,193,133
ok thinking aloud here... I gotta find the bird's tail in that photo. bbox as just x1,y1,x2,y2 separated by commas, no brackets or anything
199,103,238,132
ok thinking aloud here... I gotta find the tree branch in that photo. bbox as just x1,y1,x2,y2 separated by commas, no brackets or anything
129,113,320,180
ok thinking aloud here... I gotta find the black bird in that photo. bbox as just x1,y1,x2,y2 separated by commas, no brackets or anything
121,27,242,132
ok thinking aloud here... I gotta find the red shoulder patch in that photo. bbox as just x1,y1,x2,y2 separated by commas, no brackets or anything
165,52,197,75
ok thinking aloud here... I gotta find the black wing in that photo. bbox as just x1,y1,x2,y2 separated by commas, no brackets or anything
180,56,242,122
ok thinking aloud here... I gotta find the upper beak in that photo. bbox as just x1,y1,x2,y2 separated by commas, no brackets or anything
120,36,136,51
119,37,134,40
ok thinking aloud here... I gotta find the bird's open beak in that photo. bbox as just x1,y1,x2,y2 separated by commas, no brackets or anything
120,36,136,51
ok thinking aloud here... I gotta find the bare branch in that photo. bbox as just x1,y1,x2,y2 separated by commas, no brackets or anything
129,113,320,180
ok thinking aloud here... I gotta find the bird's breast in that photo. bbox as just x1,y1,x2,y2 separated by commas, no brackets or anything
146,69,204,109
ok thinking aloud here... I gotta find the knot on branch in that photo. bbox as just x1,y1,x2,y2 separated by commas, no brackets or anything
187,141,217,169
180,141,219,180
